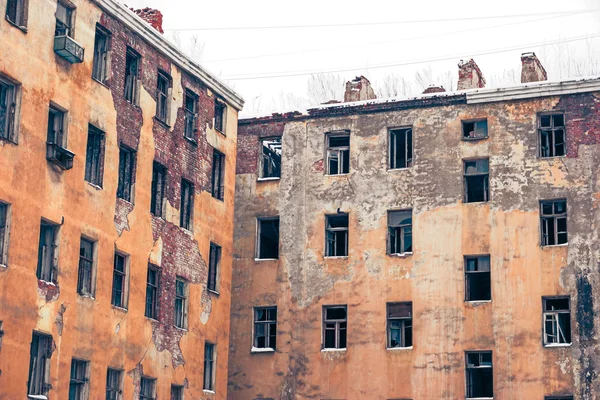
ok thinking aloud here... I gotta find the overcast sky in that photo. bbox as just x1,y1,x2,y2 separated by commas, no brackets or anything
121,0,600,115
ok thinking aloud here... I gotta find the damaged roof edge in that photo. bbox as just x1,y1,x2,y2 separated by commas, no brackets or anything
93,0,245,111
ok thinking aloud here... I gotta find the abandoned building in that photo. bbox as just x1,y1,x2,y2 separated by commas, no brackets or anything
228,54,600,399
0,0,243,399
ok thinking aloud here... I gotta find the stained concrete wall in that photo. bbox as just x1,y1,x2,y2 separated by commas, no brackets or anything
229,93,600,399
0,0,238,398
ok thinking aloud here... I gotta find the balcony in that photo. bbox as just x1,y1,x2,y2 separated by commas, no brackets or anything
54,35,84,64
46,142,75,170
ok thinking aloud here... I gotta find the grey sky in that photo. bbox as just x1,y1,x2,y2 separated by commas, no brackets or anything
121,0,600,114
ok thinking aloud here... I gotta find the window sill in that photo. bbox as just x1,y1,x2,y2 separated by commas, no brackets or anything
207,289,220,296
541,243,569,249
388,252,413,258
461,136,488,142
203,389,216,394
215,128,226,136
254,258,279,262
466,300,492,304
251,347,275,353
0,136,18,145
387,346,413,351
174,326,188,333
146,316,159,322
111,305,128,313
463,201,490,205
184,136,198,146
86,182,103,190
38,279,57,286
153,116,171,129
544,343,572,348
0,263,7,270
321,348,346,352
5,17,28,33
78,293,95,300
211,196,224,203
257,177,281,182
539,155,566,160
27,395,48,400
324,256,348,259
325,173,349,177
387,167,412,172
92,77,110,89
466,398,493,400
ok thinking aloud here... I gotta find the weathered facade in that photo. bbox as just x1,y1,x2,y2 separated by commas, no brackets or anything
229,57,600,399
0,0,243,399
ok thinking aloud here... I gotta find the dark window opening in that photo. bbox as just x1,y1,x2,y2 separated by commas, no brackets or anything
174,277,188,329
106,368,122,400
0,202,9,266
464,159,489,203
462,119,488,139
257,218,279,259
145,265,159,320
387,302,412,348
260,138,282,179
47,105,66,147
466,351,493,399
254,307,277,350
543,297,571,345
124,49,140,104
203,343,215,391
545,397,574,400
140,377,156,400
77,237,95,296
327,133,350,175
184,90,198,141
37,221,58,283
211,150,225,200
150,162,167,217
27,331,53,397
539,113,566,158
389,127,413,169
117,146,135,202
465,255,491,301
208,243,221,293
6,0,27,27
0,75,18,142
323,306,347,349
170,385,184,400
214,100,226,133
84,125,105,187
388,210,412,254
92,26,110,83
326,213,348,257
111,252,127,308
180,179,193,230
156,71,170,123
55,2,73,37
69,358,88,400
540,199,567,246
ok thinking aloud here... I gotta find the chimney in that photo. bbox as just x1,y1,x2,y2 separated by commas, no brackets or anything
344,76,377,103
422,85,446,94
520,52,547,83
132,7,164,34
457,59,486,90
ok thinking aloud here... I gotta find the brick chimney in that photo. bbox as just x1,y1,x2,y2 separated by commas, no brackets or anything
132,7,164,34
457,59,486,90
422,85,446,94
520,52,547,83
344,76,377,103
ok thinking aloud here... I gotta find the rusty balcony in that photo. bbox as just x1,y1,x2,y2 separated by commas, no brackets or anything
46,142,75,170
53,35,84,64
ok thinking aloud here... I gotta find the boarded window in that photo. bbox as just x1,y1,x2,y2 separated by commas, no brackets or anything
150,162,167,217
84,125,105,187
214,100,226,133
211,150,225,200
539,113,566,157
180,179,193,230
203,343,216,391
464,159,489,203
389,127,413,169
184,90,198,141
27,331,53,397
174,277,188,329
140,377,156,400
170,385,184,400
323,306,347,349
124,48,140,104
465,255,491,301
145,265,159,320
326,214,348,257
37,220,58,283
259,138,282,179
0,74,19,142
543,297,571,345
111,252,128,309
69,358,89,400
466,351,493,399
77,237,95,296
0,202,9,266
156,71,170,123
326,133,350,175
388,210,412,254
257,218,279,259
92,26,110,83
106,368,122,400
5,0,27,27
55,1,73,37
254,307,277,350
117,146,135,202
208,243,221,293
462,119,488,139
540,199,567,246
387,302,412,348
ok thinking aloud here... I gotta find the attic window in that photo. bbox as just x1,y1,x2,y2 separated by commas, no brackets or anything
462,119,488,140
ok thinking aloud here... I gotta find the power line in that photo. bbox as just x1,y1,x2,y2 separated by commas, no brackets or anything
222,33,600,80
164,10,598,31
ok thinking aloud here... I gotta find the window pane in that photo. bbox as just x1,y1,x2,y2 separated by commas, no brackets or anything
326,307,346,320
329,135,349,147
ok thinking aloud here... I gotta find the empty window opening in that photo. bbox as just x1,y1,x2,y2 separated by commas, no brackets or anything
540,199,567,246
465,255,491,301
124,48,140,104
150,162,167,217
260,138,282,179
388,210,412,255
208,243,221,293
117,146,135,202
257,218,279,259
464,159,489,203
203,342,216,391
214,100,226,133
77,237,95,296
145,265,159,320
111,252,128,309
106,368,122,400
326,213,348,257
184,90,198,141
47,104,66,147
84,125,105,187
55,1,74,37
0,74,19,142
0,202,10,266
323,306,347,349
174,277,188,329
156,71,171,123
211,150,225,200
6,0,27,27
326,133,350,175
543,297,571,346
462,119,488,140
389,127,413,169
171,385,184,400
92,26,110,83
466,351,493,399
27,331,53,397
180,179,193,230
37,220,58,283
69,358,89,400
387,302,412,348
254,307,277,350
539,113,566,158
140,377,156,400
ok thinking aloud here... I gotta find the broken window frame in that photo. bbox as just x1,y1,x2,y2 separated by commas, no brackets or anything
140,377,156,400
0,73,20,143
253,306,277,350
0,202,10,266
69,358,89,400
211,149,225,200
389,127,413,169
117,145,135,203
37,220,59,283
257,217,280,260
180,178,194,231
207,242,221,293
47,103,67,148
27,331,53,397
387,210,412,255
111,252,129,309
145,265,160,320
77,236,96,297
150,162,167,218
5,0,28,28
259,137,282,180
84,124,105,187
124,48,140,105
462,119,488,140
55,0,74,37
538,112,566,158
92,25,110,83
174,277,188,330
464,255,491,302
540,199,568,246
323,305,347,350
170,385,184,400
465,351,493,399
387,302,412,349
543,296,572,346
106,368,123,400
463,158,490,203
183,89,198,141
326,132,350,176
214,99,226,134
203,342,216,391
155,70,171,124
325,213,349,257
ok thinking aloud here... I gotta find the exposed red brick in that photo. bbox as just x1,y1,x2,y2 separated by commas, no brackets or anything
131,7,164,34
521,52,547,83
457,59,486,90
